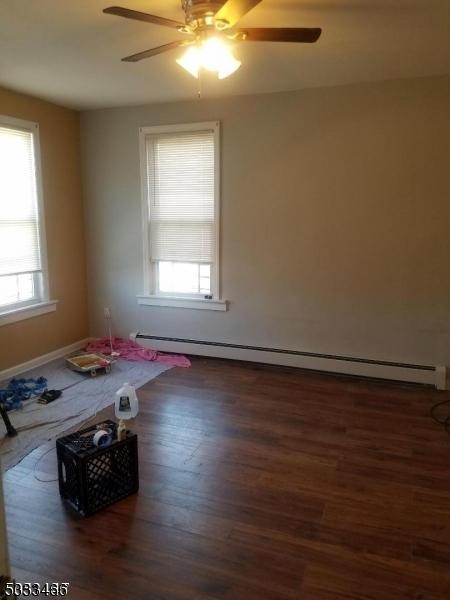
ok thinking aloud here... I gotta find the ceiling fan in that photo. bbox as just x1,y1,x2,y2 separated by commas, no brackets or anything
103,0,322,79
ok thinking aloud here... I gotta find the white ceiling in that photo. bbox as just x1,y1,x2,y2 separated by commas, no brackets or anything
0,0,449,110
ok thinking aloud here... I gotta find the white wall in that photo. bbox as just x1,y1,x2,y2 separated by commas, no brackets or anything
80,75,450,368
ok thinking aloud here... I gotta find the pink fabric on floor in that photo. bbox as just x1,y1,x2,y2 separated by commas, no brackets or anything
86,337,191,368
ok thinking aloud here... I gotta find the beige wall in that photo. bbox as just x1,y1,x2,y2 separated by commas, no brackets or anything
81,75,450,369
0,87,88,370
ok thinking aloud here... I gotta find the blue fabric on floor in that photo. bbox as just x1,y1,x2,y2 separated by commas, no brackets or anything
0,377,48,410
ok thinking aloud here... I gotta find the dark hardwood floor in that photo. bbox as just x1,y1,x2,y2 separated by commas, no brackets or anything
4,357,450,599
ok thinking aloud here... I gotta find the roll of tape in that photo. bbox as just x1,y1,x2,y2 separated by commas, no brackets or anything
93,429,112,448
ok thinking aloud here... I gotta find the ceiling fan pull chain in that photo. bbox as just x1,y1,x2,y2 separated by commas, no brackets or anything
197,70,203,99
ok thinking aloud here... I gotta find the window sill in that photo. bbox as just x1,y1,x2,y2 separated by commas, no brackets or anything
137,295,228,312
0,300,58,327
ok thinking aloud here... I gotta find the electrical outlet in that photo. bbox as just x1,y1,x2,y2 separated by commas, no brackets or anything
103,307,111,319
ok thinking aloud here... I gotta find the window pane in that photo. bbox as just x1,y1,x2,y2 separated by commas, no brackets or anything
0,273,35,307
199,264,211,294
147,130,216,264
0,125,42,276
158,261,211,295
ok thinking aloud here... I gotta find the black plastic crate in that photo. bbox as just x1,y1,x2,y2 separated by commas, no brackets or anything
56,420,139,517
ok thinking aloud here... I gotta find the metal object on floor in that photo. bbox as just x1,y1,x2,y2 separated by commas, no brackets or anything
0,405,17,438
65,352,113,377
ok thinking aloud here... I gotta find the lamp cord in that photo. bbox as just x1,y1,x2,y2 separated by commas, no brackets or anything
430,398,450,436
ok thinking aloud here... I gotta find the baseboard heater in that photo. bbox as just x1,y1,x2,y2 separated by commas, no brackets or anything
131,332,447,390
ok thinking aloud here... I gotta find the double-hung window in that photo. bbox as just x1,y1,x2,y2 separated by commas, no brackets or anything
139,121,224,310
0,116,49,319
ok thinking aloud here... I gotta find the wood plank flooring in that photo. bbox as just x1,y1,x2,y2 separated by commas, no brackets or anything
3,358,450,599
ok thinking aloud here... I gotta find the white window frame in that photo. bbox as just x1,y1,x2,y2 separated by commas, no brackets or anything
137,121,227,311
0,115,56,326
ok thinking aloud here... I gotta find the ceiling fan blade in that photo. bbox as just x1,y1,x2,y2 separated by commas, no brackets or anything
238,27,322,43
103,6,185,30
215,0,263,27
122,40,190,63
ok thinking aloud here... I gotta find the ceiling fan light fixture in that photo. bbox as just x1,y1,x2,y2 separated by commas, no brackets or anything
217,54,241,79
176,46,201,78
176,37,241,80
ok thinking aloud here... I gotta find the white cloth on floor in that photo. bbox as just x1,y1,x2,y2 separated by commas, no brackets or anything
0,358,171,470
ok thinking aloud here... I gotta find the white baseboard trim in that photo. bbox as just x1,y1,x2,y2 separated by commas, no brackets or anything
0,338,91,382
131,332,448,390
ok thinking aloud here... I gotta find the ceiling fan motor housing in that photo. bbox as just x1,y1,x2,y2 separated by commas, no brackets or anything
182,0,227,28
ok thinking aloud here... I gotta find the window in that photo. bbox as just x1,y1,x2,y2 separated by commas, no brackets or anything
139,122,224,310
0,116,50,318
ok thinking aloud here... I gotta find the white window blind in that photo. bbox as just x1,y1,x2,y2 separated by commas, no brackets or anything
0,125,41,277
145,129,216,264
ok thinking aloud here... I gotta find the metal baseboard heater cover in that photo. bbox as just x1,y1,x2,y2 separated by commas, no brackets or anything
131,333,447,390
